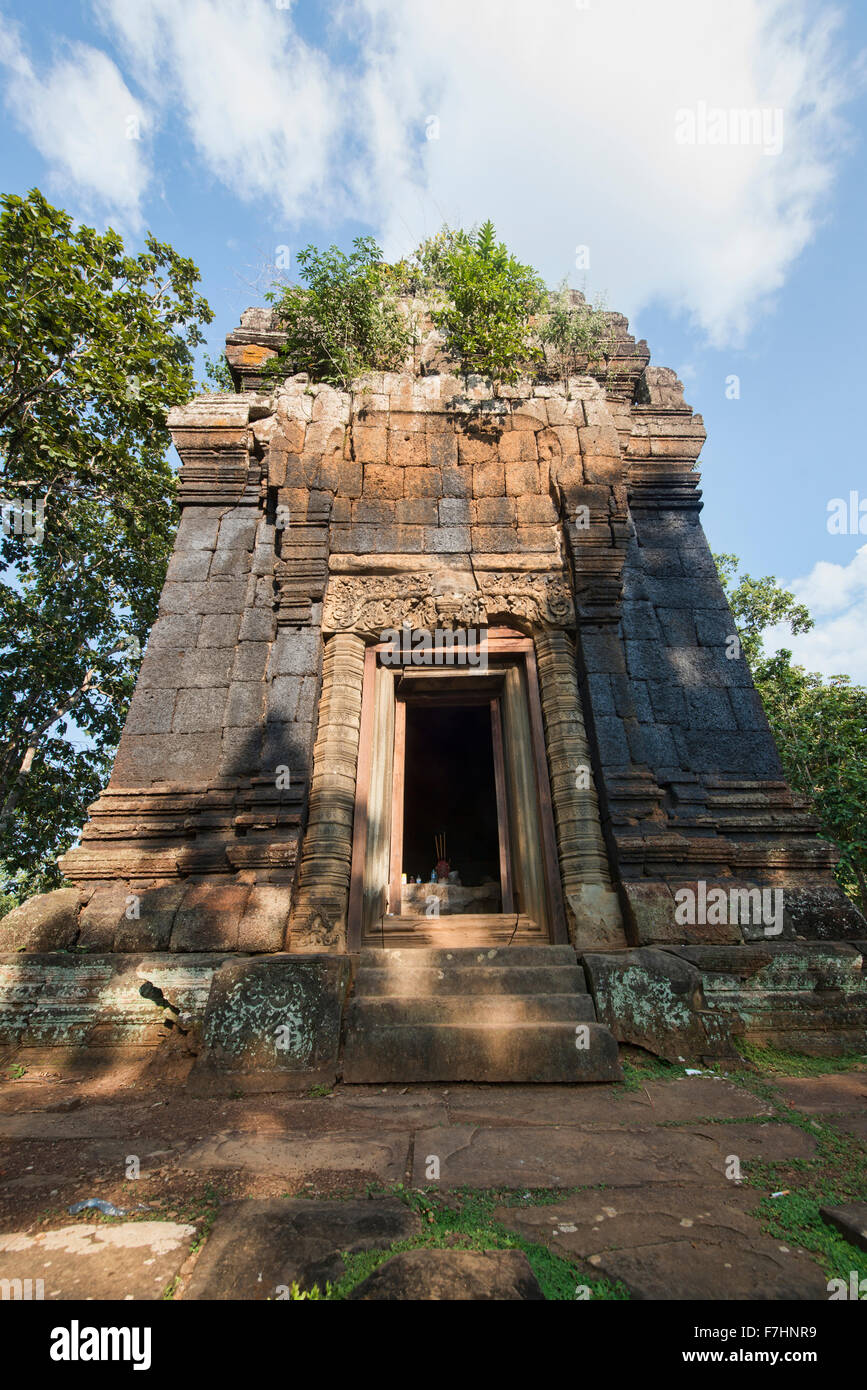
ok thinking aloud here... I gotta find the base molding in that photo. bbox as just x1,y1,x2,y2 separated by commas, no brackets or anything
2,940,865,1083
582,941,867,1061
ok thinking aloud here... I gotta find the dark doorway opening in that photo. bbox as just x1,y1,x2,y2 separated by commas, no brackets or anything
402,702,501,895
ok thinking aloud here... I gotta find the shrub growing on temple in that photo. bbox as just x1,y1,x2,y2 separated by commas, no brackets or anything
267,236,410,390
417,220,546,385
539,281,619,392
0,189,212,905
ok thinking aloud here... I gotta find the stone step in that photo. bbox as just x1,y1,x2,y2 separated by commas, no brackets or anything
346,992,597,1027
342,1020,621,1084
362,931,545,949
364,914,544,949
359,944,578,969
382,914,539,929
355,964,587,998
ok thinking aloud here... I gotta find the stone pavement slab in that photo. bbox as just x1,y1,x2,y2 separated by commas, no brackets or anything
773,1073,867,1114
412,1120,812,1189
684,1121,817,1162
322,1088,449,1128
0,1221,195,1300
184,1197,420,1299
495,1187,827,1300
442,1075,773,1127
589,1238,828,1301
184,1130,410,1183
496,1185,762,1255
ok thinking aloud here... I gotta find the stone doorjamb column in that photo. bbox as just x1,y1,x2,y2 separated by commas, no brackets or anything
289,631,366,951
534,628,627,948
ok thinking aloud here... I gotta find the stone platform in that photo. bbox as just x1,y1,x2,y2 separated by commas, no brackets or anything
1,941,865,1087
1,1067,862,1300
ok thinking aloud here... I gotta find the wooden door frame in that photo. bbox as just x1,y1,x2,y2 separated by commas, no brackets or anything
387,697,407,918
490,696,515,914
346,630,568,948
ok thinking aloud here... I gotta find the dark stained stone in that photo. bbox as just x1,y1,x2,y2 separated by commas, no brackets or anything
0,888,81,952
194,953,351,1084
583,947,710,1061
185,1198,421,1300
820,1203,867,1253
347,1249,544,1301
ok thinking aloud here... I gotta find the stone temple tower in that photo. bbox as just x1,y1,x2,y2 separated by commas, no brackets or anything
4,300,865,1084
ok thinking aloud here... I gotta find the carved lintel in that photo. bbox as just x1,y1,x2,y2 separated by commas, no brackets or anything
321,571,574,636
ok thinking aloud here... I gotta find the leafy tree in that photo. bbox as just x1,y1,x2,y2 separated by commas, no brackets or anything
266,237,410,390
201,352,234,391
715,554,813,664
416,221,545,385
0,188,212,905
538,281,619,392
716,554,867,912
406,225,465,297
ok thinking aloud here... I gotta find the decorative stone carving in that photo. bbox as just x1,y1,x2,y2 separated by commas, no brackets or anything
290,908,343,954
480,572,574,628
323,574,477,636
322,571,574,636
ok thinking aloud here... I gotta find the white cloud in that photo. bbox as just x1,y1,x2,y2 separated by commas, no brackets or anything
2,1,858,342
789,546,867,617
0,23,149,229
765,545,867,683
94,0,344,225
343,0,856,346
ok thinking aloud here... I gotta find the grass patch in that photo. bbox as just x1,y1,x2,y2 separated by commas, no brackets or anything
698,1057,867,1286
743,1112,867,1284
752,1188,867,1287
735,1041,867,1078
307,1185,629,1301
618,1048,685,1093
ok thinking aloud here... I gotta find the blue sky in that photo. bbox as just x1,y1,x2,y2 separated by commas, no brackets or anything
1,0,866,678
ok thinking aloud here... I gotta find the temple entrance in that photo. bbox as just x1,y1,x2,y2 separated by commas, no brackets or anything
347,631,569,948
396,701,506,920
